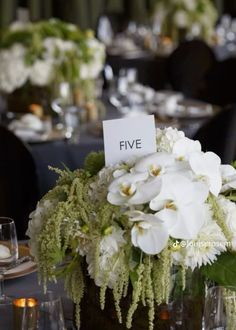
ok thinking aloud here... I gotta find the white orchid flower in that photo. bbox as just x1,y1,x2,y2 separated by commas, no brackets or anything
127,211,169,255
189,151,222,196
172,137,201,160
128,176,162,204
107,171,149,205
134,152,177,176
150,174,209,239
220,164,236,192
113,168,128,178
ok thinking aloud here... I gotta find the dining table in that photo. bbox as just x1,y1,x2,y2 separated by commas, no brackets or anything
0,90,219,200
1,96,220,329
4,243,75,329
27,96,217,198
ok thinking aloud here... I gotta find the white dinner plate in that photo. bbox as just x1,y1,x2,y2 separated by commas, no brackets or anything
5,245,37,280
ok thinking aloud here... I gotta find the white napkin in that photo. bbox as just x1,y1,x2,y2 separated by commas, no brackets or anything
9,114,44,132
0,244,11,259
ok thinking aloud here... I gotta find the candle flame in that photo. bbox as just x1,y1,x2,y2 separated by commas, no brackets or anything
13,298,38,308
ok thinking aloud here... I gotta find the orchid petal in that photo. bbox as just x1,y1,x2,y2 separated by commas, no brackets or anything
173,137,201,159
157,204,205,239
134,152,175,173
107,171,149,205
108,172,148,193
131,221,169,254
150,174,208,210
107,192,128,205
129,177,162,204
189,151,222,196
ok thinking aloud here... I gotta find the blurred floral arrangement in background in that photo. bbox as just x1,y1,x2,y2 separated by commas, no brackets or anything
0,19,105,111
27,127,236,329
153,0,218,43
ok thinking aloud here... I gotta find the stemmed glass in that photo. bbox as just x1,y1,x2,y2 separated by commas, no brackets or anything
0,217,18,303
204,285,236,330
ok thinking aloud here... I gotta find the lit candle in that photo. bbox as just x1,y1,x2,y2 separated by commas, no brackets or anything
13,298,38,330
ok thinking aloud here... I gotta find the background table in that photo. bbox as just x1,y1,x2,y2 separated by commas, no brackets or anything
5,268,75,329
29,108,211,197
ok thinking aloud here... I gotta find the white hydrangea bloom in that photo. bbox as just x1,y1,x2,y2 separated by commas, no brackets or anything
26,199,58,260
217,196,236,250
89,166,118,203
43,38,77,61
80,38,105,79
174,10,189,28
86,226,126,288
183,0,196,11
0,44,29,93
29,59,54,86
220,164,236,192
80,62,103,80
156,127,185,153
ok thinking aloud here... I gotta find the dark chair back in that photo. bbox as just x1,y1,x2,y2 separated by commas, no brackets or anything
205,58,236,106
0,126,39,239
193,105,236,164
167,39,216,99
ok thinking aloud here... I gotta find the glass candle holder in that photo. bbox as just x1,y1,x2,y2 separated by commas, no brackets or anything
13,298,38,330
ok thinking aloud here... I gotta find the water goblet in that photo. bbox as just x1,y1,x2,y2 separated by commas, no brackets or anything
0,217,18,303
204,285,236,330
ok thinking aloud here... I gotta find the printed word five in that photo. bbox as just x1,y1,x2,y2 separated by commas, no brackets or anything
119,139,142,150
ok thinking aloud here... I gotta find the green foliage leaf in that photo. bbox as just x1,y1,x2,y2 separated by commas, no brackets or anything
0,30,33,48
129,269,138,288
84,151,105,176
201,252,236,286
48,246,65,265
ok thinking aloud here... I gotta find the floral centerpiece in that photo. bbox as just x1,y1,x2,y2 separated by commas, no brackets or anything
27,127,236,329
0,19,105,112
153,0,218,43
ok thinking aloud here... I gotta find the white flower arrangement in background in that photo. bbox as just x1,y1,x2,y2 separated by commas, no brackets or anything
27,127,236,329
153,0,218,42
0,19,105,93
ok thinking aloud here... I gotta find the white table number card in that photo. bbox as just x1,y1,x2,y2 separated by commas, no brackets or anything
103,115,157,166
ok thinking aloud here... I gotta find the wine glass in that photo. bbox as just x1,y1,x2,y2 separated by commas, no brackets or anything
0,217,18,303
204,285,236,330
